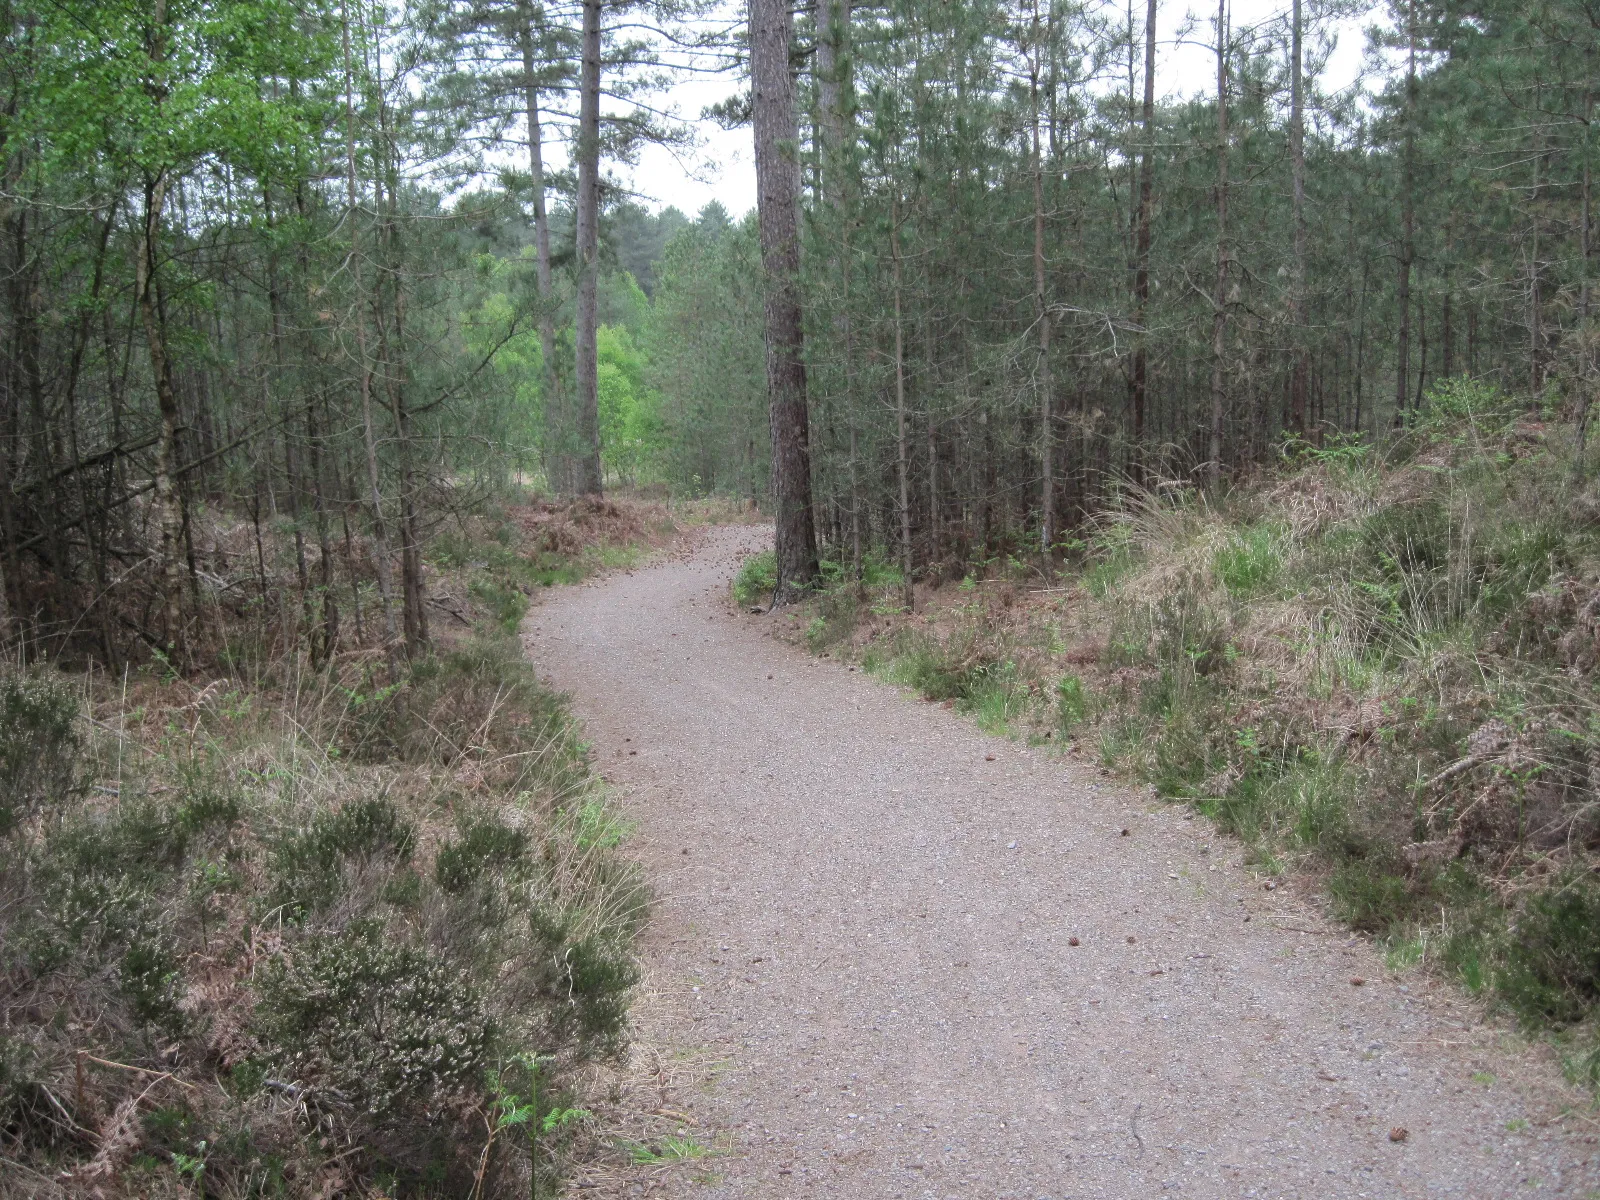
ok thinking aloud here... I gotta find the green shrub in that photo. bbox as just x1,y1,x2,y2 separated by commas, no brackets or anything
469,574,530,632
270,798,416,917
435,815,530,894
1272,753,1355,848
340,635,585,794
1424,375,1514,422
0,673,82,833
1214,525,1284,596
1498,875,1600,1025
805,586,860,652
1327,858,1413,933
732,550,777,607
255,924,491,1116
958,661,1028,734
1056,674,1089,729
523,907,639,1056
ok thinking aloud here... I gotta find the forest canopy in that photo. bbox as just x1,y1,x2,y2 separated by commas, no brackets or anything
0,0,1591,661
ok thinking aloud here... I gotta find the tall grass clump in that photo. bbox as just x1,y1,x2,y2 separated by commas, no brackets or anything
732,549,778,607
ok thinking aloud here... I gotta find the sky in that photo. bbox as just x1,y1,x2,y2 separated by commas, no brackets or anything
621,0,1381,221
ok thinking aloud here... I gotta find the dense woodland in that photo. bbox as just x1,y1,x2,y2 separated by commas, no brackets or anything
0,0,1592,651
7,0,1600,1187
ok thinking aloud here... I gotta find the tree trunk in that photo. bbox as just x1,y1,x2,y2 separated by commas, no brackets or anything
1031,0,1054,552
1395,0,1416,425
137,171,187,662
1575,86,1594,481
1129,0,1156,483
752,0,819,605
342,0,397,648
1288,0,1308,436
520,7,564,496
572,0,605,496
891,199,913,612
1207,0,1229,488
1530,114,1545,397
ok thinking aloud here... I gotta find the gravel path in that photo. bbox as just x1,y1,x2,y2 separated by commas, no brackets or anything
525,526,1600,1199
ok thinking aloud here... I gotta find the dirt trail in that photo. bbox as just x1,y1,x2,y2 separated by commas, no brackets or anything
525,526,1598,1199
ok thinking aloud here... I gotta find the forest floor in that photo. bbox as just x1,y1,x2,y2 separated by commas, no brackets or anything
526,525,1600,1199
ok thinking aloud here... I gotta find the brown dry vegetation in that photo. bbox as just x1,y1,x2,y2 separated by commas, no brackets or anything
0,492,674,1198
773,382,1600,1088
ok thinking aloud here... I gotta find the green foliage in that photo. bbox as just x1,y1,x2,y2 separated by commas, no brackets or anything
339,634,585,792
0,673,83,834
1423,376,1516,423
270,797,416,918
733,550,778,607
1498,876,1600,1025
597,324,665,484
255,924,492,1116
470,574,530,633
1214,525,1284,597
1151,582,1231,676
1327,860,1414,933
1056,674,1090,729
435,815,531,894
645,215,768,497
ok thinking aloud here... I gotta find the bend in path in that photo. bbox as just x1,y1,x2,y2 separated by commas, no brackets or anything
526,526,1598,1199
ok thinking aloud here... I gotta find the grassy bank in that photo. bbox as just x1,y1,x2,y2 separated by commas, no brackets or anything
758,380,1600,1086
0,494,671,1197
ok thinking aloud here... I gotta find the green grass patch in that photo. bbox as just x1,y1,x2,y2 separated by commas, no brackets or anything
733,550,777,607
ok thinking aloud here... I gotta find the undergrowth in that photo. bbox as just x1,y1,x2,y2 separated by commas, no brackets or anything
0,492,660,1194
780,378,1600,1082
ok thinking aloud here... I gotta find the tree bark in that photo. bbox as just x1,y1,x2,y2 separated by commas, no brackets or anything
519,6,564,496
342,0,397,648
1129,0,1156,484
1031,0,1054,552
1395,0,1416,425
1575,85,1594,481
1288,0,1308,436
572,0,605,496
1207,0,1229,488
752,0,819,605
891,198,913,612
137,171,187,663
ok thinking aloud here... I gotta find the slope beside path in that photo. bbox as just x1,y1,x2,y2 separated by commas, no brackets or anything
524,525,1598,1199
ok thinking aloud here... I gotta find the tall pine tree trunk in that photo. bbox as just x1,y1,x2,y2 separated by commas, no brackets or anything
1575,87,1595,480
343,0,397,648
1031,0,1054,552
1129,0,1156,484
573,0,604,496
1207,0,1229,487
1395,0,1416,425
891,198,913,613
519,8,563,496
138,171,187,662
752,0,819,605
1288,0,1308,435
